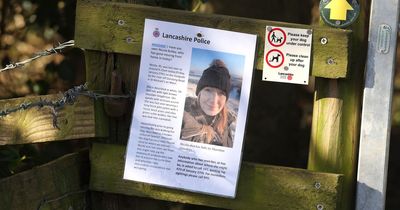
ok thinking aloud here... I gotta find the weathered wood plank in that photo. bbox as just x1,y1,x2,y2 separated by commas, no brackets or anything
90,143,343,209
307,1,369,210
75,0,351,78
84,50,111,140
0,94,100,145
0,150,89,210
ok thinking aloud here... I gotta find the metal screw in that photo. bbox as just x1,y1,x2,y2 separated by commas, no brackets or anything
317,204,324,210
117,19,125,26
267,26,272,32
335,20,341,25
327,57,335,65
314,182,321,189
126,36,133,43
320,37,328,45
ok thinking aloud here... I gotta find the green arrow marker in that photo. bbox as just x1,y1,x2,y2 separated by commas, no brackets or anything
325,0,354,20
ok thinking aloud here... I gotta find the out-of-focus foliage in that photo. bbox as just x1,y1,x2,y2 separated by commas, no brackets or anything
0,0,83,99
0,0,87,178
0,146,28,177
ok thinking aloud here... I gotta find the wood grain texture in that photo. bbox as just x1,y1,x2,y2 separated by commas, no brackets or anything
75,0,351,78
0,151,89,210
0,94,99,145
84,50,111,139
90,143,343,210
307,1,370,210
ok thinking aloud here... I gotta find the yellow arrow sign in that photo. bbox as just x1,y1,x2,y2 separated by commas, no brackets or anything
325,0,354,20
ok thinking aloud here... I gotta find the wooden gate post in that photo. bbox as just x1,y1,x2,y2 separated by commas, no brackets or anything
307,1,369,210
83,0,168,208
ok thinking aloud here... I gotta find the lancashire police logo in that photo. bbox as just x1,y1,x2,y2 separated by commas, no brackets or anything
153,28,160,37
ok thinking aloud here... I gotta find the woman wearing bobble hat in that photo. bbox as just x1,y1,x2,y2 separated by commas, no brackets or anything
180,59,236,148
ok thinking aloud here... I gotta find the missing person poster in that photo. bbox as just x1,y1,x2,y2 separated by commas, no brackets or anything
123,19,257,198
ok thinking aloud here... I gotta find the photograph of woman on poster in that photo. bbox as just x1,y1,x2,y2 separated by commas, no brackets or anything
180,48,245,148
181,59,235,147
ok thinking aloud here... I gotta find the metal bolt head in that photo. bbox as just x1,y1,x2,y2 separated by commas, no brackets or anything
320,37,328,45
317,204,324,210
126,36,133,43
327,57,335,65
117,19,125,26
314,182,321,189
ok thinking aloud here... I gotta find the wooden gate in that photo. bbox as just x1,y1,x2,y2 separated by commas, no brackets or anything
0,0,369,209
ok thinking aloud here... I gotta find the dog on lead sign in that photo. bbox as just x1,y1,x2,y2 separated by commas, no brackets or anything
262,26,313,85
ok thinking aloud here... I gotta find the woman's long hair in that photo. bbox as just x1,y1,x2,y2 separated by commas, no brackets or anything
215,106,228,135
198,95,229,143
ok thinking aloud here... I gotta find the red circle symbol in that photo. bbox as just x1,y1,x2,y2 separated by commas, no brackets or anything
266,49,284,68
267,28,286,47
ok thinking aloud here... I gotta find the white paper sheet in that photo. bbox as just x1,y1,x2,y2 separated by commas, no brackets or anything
124,19,257,198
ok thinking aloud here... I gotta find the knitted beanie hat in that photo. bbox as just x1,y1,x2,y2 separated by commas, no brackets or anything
196,59,231,99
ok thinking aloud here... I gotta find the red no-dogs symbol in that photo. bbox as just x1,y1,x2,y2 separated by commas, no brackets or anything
267,28,286,47
266,49,284,68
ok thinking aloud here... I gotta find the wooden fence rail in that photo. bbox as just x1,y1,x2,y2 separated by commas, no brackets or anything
90,143,343,210
75,0,351,79
0,150,89,210
0,95,102,145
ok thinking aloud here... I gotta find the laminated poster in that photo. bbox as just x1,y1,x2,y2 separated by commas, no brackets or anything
124,19,257,198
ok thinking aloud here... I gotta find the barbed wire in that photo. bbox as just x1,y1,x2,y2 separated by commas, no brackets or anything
0,39,135,127
0,83,134,128
79,91,133,100
0,40,75,73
